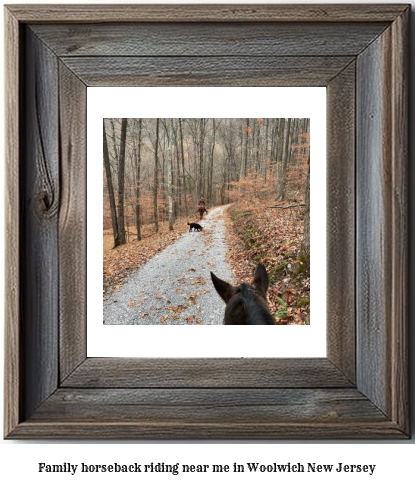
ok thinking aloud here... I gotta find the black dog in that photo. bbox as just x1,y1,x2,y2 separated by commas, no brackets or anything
187,222,203,232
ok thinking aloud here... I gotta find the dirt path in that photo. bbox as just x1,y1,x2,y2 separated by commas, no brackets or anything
103,205,234,325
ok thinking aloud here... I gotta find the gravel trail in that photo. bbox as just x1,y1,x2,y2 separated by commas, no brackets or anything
103,205,234,325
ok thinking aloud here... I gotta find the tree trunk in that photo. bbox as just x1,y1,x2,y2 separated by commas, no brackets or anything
166,119,174,231
208,118,216,204
198,118,205,199
110,118,119,163
173,120,181,217
134,118,142,241
238,122,243,180
116,118,128,246
103,121,119,247
255,118,261,176
263,118,269,180
153,118,160,232
178,118,188,216
242,118,250,178
277,118,291,201
300,154,310,266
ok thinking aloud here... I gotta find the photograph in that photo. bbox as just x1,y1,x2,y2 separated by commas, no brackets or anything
103,117,311,326
3,0,410,443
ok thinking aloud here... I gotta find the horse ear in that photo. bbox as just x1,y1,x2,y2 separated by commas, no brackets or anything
252,263,269,296
210,272,234,303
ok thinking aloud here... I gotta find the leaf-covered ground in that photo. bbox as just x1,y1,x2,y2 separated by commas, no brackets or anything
103,207,233,325
103,202,310,325
103,217,191,298
224,198,310,324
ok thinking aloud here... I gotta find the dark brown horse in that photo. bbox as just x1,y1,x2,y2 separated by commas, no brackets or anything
210,264,276,325
198,204,208,220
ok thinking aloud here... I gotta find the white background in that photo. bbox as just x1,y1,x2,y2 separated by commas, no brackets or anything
1,0,415,486
88,87,326,357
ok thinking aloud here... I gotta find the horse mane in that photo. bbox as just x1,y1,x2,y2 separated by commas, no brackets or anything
224,283,275,325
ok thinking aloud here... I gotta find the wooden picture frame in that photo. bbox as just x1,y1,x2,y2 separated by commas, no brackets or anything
4,4,409,439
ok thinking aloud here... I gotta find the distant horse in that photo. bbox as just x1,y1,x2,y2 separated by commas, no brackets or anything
198,204,208,220
210,264,276,325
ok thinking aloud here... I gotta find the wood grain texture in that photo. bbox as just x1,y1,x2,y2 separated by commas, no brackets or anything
62,358,352,388
357,31,391,416
326,62,356,383
60,56,354,87
7,422,406,440
58,63,87,381
356,36,390,411
389,8,409,432
31,22,388,57
4,6,21,438
32,388,386,422
6,4,409,23
356,14,408,428
20,28,60,420
8,411,405,441
10,420,405,441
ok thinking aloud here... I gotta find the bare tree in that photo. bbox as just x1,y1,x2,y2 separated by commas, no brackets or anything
166,119,174,231
208,118,217,203
178,118,188,216
300,154,310,267
134,119,142,240
103,121,118,246
277,118,292,201
116,118,128,245
241,118,250,178
153,118,160,232
255,118,262,176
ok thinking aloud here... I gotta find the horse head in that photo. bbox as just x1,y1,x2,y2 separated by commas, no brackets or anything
210,264,276,325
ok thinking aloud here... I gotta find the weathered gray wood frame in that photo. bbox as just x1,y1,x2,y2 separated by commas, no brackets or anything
4,4,409,439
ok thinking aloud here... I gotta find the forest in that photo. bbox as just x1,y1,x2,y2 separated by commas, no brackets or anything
103,118,311,325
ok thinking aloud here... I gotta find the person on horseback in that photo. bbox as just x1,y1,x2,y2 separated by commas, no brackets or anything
197,196,208,219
